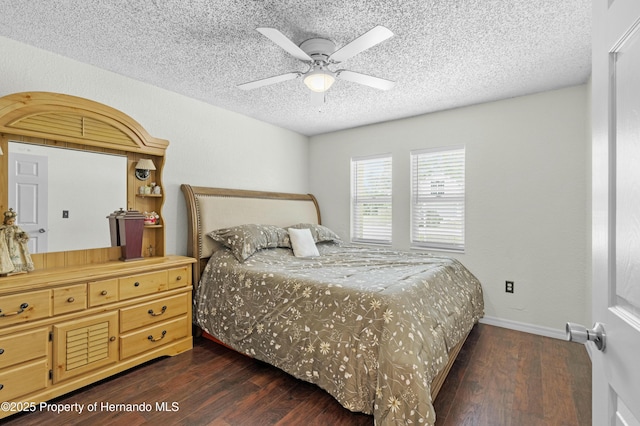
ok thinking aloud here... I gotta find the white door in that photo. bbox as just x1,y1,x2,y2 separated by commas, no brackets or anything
8,152,48,253
592,0,640,424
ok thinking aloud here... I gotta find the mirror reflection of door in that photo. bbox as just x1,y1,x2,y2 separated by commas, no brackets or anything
8,152,49,253
7,141,128,253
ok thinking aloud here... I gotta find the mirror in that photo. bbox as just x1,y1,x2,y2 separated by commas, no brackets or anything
8,141,128,254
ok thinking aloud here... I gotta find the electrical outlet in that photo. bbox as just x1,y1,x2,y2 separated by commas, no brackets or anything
505,281,514,293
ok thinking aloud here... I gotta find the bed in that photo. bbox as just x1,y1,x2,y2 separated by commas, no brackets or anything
181,184,484,425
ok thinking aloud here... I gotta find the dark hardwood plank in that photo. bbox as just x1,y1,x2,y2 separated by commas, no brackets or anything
511,332,545,424
433,325,591,426
3,324,590,425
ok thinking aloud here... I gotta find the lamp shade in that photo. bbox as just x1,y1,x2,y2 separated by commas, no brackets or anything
134,158,156,181
135,158,156,171
304,68,335,92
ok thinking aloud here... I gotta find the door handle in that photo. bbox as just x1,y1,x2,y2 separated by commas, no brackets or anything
566,322,606,351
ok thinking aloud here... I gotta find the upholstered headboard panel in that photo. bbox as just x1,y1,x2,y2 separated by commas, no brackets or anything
181,185,321,284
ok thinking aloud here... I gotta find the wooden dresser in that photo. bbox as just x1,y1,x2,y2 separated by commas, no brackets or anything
0,255,194,418
0,92,195,419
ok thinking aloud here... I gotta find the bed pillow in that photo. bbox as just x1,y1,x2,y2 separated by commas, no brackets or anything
288,223,341,243
288,227,320,257
207,224,290,262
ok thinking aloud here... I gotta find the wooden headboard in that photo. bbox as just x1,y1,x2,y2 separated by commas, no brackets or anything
180,185,321,285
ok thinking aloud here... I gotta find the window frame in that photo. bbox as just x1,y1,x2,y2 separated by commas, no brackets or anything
350,153,393,245
410,145,466,252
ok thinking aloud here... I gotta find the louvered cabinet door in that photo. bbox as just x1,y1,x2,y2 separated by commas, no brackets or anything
52,311,118,383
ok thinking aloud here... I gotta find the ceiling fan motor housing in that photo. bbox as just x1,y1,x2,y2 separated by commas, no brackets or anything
300,38,336,62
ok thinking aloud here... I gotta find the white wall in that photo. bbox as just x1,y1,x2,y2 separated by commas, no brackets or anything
309,85,590,332
0,36,309,256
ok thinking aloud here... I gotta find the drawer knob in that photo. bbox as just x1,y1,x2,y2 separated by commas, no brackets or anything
147,330,167,342
134,282,140,287
0,348,4,355
67,297,75,303
176,275,182,281
0,384,3,390
101,290,108,296
148,306,167,317
110,336,116,342
0,302,29,318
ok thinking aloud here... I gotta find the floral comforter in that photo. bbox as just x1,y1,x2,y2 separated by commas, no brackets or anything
193,243,484,425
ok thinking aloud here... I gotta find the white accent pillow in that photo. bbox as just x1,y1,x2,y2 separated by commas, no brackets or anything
288,228,319,257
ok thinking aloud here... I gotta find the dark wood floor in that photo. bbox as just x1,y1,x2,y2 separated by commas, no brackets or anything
3,324,591,425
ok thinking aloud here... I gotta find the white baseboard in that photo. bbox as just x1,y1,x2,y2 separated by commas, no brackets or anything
479,316,566,340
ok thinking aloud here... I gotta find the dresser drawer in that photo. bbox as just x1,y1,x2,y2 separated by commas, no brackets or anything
168,266,191,289
88,279,119,307
0,290,51,327
119,271,168,300
120,315,190,360
53,284,87,315
0,359,49,401
120,293,189,333
0,328,49,369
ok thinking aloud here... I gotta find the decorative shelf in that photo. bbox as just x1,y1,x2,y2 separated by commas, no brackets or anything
136,194,163,198
144,224,163,228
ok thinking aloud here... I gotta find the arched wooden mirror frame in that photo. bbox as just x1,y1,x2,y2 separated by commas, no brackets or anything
0,92,169,269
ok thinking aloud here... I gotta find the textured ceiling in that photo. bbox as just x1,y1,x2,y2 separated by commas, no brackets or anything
0,0,591,136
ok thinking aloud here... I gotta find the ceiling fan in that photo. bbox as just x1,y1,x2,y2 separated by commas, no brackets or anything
237,26,395,102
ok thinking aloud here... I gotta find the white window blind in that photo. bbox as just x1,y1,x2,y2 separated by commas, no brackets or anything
351,154,392,244
411,146,465,251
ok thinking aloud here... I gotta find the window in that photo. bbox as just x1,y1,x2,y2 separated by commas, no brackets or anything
411,146,465,251
351,154,392,244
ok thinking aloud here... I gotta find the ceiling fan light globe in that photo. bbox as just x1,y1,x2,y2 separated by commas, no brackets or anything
304,71,335,92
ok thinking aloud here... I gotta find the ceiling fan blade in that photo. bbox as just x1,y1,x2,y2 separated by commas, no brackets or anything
328,26,393,63
256,28,313,62
237,72,300,90
336,70,395,90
